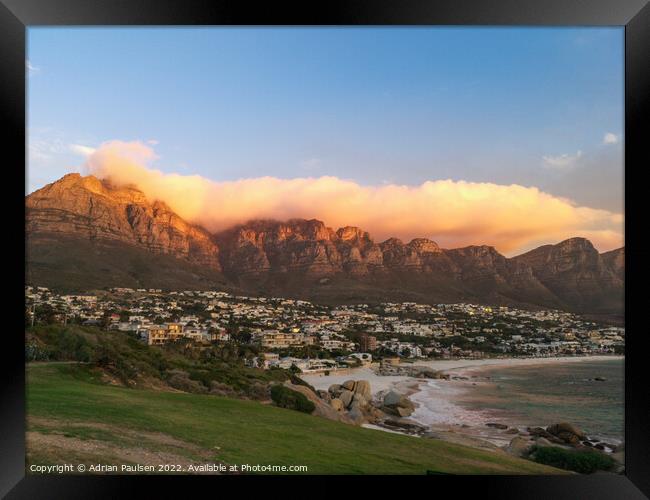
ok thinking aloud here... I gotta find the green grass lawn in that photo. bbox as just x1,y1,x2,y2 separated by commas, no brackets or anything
26,363,564,475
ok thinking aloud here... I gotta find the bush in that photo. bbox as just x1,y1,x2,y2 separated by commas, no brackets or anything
246,381,270,401
48,328,92,362
92,343,138,385
270,385,315,414
25,344,50,362
167,369,208,394
209,381,238,397
528,445,616,474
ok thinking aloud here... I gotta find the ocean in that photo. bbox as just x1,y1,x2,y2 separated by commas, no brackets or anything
451,358,624,445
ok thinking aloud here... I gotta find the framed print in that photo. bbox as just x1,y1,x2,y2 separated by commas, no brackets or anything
2,0,649,497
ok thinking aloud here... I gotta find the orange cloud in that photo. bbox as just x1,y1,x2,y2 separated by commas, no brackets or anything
85,140,624,256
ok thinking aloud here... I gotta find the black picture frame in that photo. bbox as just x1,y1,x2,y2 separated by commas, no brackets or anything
3,0,649,497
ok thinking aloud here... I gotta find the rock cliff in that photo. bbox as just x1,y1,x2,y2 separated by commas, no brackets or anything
26,174,624,315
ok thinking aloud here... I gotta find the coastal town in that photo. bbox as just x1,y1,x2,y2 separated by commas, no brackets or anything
25,285,625,374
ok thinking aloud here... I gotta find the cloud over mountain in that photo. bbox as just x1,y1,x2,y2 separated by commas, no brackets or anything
84,140,623,255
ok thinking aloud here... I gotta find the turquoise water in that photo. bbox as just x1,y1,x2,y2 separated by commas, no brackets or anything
457,358,624,444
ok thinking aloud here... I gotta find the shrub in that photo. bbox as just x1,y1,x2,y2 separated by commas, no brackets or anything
92,343,120,369
51,328,92,362
528,445,616,474
167,369,208,394
25,344,50,362
288,363,302,374
209,381,238,397
246,381,270,401
270,385,315,414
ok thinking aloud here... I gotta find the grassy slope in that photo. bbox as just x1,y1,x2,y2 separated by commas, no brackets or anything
27,363,563,475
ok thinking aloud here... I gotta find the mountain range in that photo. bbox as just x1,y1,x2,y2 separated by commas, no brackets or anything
26,173,624,318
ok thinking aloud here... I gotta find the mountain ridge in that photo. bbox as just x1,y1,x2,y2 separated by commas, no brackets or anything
26,174,624,316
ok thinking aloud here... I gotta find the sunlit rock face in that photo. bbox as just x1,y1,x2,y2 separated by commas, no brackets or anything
26,173,222,270
26,174,624,315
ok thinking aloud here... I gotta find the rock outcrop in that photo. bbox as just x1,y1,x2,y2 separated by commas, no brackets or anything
27,174,221,270
512,238,624,313
506,436,534,457
283,382,354,424
381,390,416,417
546,422,586,444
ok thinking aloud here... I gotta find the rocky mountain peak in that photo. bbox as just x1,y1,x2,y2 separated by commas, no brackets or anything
379,237,405,250
407,238,441,253
27,173,221,271
26,173,624,315
555,237,597,252
336,226,372,244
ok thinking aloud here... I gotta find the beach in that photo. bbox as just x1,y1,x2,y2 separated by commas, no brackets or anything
301,355,624,447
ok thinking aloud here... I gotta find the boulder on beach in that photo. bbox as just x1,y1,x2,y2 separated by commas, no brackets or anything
528,426,545,435
328,384,343,397
342,380,356,391
405,366,443,379
505,436,533,458
527,426,562,443
317,390,331,402
546,422,586,443
354,380,371,400
486,422,509,430
340,389,354,408
352,392,369,409
382,418,427,435
330,398,344,412
396,406,414,417
348,405,366,425
383,390,413,408
283,382,353,424
382,390,415,417
367,407,384,421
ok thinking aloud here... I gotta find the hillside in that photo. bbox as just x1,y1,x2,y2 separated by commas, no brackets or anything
26,233,233,293
25,324,290,398
26,363,563,474
26,173,624,315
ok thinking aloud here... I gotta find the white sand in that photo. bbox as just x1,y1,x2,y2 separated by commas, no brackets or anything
301,367,411,395
301,356,623,394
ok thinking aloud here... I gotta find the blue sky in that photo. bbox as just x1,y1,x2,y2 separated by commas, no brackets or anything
27,27,623,213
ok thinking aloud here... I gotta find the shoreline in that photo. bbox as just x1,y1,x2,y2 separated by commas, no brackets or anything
412,354,624,376
301,355,624,447
301,355,623,396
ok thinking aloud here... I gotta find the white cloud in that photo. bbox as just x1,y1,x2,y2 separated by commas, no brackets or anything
603,132,619,145
26,60,39,75
542,150,583,169
84,140,624,255
147,139,159,145
69,144,96,157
